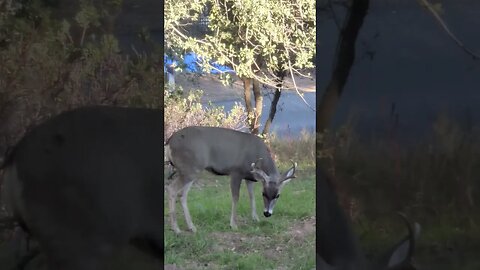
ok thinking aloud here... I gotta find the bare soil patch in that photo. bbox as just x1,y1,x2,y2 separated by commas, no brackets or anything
210,231,270,254
204,215,315,264
286,215,316,242
262,216,316,263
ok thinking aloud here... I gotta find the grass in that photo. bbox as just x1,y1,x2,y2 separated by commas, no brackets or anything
355,216,480,270
269,129,316,169
164,163,315,270
318,113,480,269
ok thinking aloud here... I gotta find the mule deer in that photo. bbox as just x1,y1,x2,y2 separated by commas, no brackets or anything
317,166,421,270
165,126,296,233
1,106,163,270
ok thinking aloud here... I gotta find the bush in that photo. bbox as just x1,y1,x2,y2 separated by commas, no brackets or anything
0,2,162,152
317,114,480,228
164,88,247,142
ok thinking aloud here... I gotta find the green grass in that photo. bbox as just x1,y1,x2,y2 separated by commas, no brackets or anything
164,165,315,270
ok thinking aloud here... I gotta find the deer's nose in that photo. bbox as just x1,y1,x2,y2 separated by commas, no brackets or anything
263,211,272,217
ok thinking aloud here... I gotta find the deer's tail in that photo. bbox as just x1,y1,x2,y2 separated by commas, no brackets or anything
164,144,176,180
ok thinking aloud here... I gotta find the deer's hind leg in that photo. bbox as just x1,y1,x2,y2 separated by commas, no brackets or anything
180,179,196,232
167,176,185,234
167,172,197,234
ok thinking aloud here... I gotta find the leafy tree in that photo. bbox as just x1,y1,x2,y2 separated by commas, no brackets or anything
165,0,315,135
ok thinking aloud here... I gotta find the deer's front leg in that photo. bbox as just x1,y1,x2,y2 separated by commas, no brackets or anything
230,175,242,230
246,180,259,222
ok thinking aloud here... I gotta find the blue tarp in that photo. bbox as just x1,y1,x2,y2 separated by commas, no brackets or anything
164,52,235,74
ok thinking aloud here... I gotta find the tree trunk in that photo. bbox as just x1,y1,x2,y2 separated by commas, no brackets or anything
242,77,254,132
243,77,263,135
252,78,262,134
262,71,285,135
317,0,370,132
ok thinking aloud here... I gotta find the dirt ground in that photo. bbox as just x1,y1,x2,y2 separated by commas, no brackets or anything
164,216,315,270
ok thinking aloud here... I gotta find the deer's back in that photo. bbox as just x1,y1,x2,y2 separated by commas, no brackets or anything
167,126,273,176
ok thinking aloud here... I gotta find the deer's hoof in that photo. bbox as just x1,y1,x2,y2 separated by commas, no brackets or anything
252,215,260,222
230,223,238,230
188,225,197,233
172,227,182,234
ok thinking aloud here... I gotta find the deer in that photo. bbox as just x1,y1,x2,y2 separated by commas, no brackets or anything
1,106,163,270
317,165,421,270
165,126,296,233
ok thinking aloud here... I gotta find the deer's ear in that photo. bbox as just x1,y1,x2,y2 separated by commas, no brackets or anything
379,213,421,269
279,163,296,189
282,162,297,183
250,163,269,183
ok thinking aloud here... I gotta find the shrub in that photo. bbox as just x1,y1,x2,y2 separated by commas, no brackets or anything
0,2,161,152
164,87,247,142
317,114,480,228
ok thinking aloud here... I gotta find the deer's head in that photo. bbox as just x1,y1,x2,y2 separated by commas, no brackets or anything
250,160,297,217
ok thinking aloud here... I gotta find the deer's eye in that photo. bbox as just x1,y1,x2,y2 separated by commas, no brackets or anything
275,194,280,199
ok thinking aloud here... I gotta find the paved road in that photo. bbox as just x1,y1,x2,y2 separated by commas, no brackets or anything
213,91,316,136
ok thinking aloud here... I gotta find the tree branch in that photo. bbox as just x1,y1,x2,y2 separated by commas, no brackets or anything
287,57,315,112
419,0,480,60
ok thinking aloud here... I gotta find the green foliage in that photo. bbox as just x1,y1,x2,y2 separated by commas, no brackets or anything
165,0,315,86
75,0,100,30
